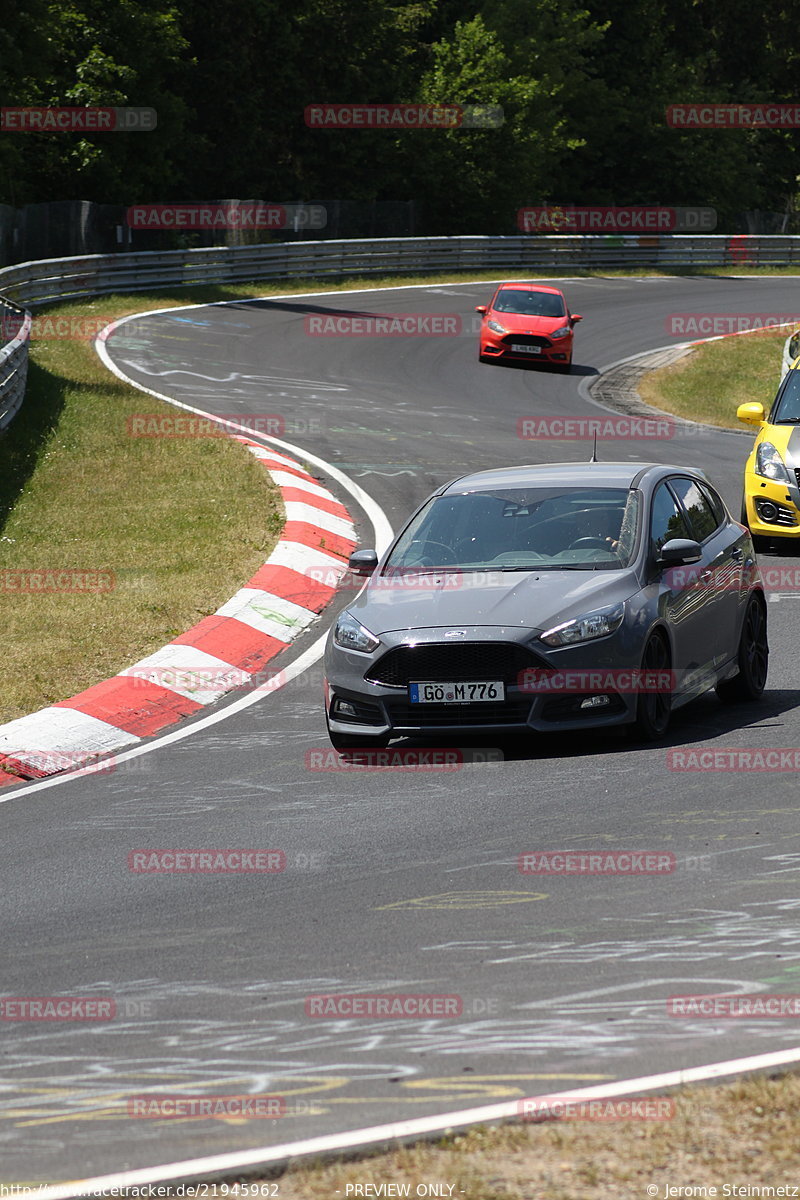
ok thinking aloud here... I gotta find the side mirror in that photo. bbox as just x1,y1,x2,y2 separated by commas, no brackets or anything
348,548,379,576
475,306,487,315
570,314,583,324
657,538,702,568
737,402,765,426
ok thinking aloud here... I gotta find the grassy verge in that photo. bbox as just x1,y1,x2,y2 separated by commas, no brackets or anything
0,291,285,723
248,1073,800,1199
639,330,789,428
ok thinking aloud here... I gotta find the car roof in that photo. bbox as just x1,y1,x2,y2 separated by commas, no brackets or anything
440,462,707,493
495,283,563,295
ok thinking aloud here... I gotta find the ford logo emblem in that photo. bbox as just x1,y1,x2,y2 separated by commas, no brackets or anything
444,629,467,639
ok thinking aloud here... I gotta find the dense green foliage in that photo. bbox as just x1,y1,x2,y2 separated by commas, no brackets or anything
3,0,799,232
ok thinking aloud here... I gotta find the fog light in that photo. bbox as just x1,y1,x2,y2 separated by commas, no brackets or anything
756,500,779,523
334,699,358,718
580,695,611,709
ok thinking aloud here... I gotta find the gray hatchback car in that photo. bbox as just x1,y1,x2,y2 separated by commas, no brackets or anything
323,462,768,748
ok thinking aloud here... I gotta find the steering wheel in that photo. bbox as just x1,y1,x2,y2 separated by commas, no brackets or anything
569,536,612,550
405,538,459,565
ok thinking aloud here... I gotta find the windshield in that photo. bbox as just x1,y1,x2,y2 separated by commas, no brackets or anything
772,368,800,422
385,486,640,572
492,290,566,318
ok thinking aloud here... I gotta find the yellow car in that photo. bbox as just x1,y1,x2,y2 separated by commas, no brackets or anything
738,360,800,549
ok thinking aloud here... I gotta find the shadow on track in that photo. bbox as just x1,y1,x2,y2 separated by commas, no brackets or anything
385,687,800,762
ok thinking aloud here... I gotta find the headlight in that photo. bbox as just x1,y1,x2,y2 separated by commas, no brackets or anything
333,611,380,654
540,603,625,647
550,325,571,339
755,441,790,484
487,319,507,334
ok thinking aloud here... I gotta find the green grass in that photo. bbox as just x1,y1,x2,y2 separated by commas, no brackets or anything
639,330,788,428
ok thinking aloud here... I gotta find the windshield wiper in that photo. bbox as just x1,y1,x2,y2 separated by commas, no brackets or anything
498,563,595,571
775,417,800,424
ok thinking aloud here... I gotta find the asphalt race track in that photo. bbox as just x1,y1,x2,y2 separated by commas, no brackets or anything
4,276,800,1184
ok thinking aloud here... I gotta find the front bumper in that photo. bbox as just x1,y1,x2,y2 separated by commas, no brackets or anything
744,473,800,538
480,331,572,363
325,628,641,739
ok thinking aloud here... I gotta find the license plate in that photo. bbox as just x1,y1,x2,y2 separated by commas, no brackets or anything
409,680,505,704
510,343,541,354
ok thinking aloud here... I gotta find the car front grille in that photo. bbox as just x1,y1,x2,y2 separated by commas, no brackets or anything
366,642,549,688
502,334,550,349
388,701,532,728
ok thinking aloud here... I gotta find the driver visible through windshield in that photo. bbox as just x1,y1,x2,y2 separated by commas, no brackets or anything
385,486,640,573
492,290,566,318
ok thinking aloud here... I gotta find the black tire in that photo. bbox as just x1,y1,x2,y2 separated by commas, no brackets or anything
479,353,492,365
554,361,572,375
627,632,672,742
716,593,768,704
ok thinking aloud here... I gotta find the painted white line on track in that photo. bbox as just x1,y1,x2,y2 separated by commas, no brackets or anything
33,1045,800,1196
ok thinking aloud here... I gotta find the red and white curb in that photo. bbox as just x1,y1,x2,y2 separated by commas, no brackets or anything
0,440,357,786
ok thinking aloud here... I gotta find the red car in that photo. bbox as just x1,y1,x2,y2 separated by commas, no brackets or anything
476,283,582,372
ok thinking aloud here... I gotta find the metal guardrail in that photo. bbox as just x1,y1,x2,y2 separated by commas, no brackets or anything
2,233,800,429
2,234,800,308
0,297,31,432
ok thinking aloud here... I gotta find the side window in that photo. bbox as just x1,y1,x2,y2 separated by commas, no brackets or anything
650,482,690,555
790,332,800,361
671,477,718,542
698,482,726,530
